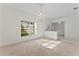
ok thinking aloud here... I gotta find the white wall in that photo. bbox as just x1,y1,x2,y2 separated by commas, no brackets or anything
0,5,3,46
0,5,26,46
0,5,49,47
65,14,79,42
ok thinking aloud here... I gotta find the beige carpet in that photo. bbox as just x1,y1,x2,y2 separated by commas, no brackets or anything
0,38,79,56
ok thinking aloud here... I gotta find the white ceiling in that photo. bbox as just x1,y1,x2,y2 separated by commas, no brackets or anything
3,3,79,20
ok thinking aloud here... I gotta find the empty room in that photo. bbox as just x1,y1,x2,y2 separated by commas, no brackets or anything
0,3,79,56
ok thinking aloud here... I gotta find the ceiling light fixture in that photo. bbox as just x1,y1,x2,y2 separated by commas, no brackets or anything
37,3,45,20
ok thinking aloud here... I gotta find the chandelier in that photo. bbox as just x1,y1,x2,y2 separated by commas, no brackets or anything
37,3,45,20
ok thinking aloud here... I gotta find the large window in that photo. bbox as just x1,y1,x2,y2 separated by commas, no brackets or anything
21,20,35,37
